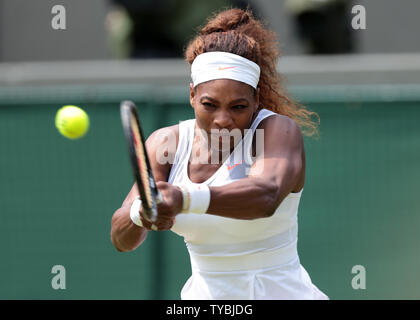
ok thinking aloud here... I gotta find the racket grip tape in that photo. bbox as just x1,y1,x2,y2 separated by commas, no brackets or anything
156,191,163,204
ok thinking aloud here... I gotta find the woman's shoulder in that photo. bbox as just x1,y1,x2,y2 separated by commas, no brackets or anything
147,124,179,150
148,118,196,139
145,124,180,175
151,123,179,137
256,111,302,136
145,124,179,161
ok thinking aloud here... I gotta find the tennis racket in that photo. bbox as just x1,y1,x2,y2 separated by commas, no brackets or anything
120,100,162,223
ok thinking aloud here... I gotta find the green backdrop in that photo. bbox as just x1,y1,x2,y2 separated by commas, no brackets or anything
1,83,419,299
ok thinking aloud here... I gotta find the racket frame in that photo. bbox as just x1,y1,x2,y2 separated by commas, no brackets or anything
120,100,160,223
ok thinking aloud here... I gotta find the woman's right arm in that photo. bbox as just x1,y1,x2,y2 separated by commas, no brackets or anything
111,182,146,252
110,125,178,252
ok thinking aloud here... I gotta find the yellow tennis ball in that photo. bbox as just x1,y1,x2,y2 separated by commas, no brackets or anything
55,105,89,139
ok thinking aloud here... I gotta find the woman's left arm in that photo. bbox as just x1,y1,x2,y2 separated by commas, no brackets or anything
206,115,305,220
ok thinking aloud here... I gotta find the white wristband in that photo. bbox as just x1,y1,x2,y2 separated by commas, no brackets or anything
180,184,210,214
130,197,158,230
130,197,143,227
178,185,191,212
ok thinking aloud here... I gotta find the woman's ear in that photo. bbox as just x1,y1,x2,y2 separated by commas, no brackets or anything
189,83,195,109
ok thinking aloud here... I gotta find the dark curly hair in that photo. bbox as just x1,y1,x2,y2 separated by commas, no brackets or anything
185,8,319,136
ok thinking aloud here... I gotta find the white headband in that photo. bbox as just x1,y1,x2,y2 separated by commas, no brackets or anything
191,51,260,89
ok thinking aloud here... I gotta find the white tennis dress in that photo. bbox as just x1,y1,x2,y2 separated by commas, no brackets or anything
168,109,328,300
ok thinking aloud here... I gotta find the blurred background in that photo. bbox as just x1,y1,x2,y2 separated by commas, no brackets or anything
0,0,419,299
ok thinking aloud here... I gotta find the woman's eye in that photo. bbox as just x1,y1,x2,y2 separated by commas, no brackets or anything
203,102,216,108
232,105,247,110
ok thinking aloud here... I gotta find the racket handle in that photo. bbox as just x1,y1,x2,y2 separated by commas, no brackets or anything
156,191,163,204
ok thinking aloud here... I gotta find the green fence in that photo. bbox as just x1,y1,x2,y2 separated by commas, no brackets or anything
1,83,419,299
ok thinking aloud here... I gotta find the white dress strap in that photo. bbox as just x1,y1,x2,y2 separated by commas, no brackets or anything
168,119,195,184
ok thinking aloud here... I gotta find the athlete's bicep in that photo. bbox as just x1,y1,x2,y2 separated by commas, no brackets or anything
249,115,304,200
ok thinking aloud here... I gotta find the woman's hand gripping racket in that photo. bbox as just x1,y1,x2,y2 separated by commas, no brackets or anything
120,100,162,223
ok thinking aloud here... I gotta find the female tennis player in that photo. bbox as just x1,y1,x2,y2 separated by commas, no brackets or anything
111,8,328,300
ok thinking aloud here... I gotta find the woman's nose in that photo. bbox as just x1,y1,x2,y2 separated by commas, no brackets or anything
213,111,233,129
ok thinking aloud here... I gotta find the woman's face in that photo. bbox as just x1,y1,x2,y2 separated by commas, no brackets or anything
190,79,259,151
